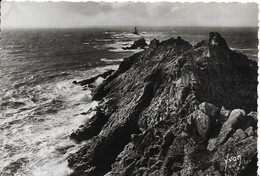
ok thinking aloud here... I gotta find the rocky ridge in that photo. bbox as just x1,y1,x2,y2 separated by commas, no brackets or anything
68,32,257,176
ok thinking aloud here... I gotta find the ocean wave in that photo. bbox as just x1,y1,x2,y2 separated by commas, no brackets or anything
109,48,143,53
2,157,29,175
95,39,112,42
93,77,104,87
1,67,107,173
230,47,256,51
0,77,99,176
83,65,119,77
100,58,123,63
106,40,143,53
104,32,115,35
12,72,71,89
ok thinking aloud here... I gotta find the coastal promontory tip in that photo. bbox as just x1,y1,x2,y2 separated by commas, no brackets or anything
68,32,257,176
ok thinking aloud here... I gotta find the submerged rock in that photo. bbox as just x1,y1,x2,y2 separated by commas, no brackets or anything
68,32,257,176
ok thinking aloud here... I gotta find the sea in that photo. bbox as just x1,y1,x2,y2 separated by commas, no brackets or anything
0,26,258,176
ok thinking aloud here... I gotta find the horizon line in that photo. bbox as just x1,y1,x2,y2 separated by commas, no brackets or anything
1,25,258,29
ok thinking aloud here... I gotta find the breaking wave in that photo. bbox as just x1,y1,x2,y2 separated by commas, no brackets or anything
0,65,118,176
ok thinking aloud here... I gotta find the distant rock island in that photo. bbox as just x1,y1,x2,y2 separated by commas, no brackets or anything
123,37,148,50
68,32,257,176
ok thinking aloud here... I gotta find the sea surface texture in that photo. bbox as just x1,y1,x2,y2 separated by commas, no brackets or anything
0,27,258,176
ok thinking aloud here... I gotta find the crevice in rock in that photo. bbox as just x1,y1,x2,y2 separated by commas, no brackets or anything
92,124,140,176
96,68,163,174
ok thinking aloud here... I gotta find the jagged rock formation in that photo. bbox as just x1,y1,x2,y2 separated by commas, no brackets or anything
123,37,148,50
68,32,257,176
73,69,115,87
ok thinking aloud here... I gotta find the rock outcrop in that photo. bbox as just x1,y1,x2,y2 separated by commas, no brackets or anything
68,32,257,176
123,37,148,50
73,69,115,88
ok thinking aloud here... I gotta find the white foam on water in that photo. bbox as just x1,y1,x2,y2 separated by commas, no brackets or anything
31,160,73,176
229,47,255,51
108,42,143,53
95,38,112,42
0,83,98,175
106,31,168,53
70,90,92,102
0,66,117,176
100,58,124,63
94,77,105,87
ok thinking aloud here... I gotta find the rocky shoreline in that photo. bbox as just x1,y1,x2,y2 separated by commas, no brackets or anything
68,32,257,176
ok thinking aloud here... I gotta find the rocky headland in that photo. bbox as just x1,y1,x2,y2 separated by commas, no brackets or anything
68,32,257,176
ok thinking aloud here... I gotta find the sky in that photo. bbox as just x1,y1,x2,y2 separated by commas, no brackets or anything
1,1,259,28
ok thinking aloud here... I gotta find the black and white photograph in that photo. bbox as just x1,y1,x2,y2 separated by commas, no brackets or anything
0,1,258,176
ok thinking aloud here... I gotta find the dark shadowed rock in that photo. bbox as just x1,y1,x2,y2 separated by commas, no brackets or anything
68,33,257,176
72,80,78,84
70,108,108,143
219,106,230,124
77,69,115,87
149,39,160,49
247,111,257,120
246,111,258,129
199,102,219,117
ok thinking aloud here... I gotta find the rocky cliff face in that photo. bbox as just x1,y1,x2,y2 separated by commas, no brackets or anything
68,32,257,176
